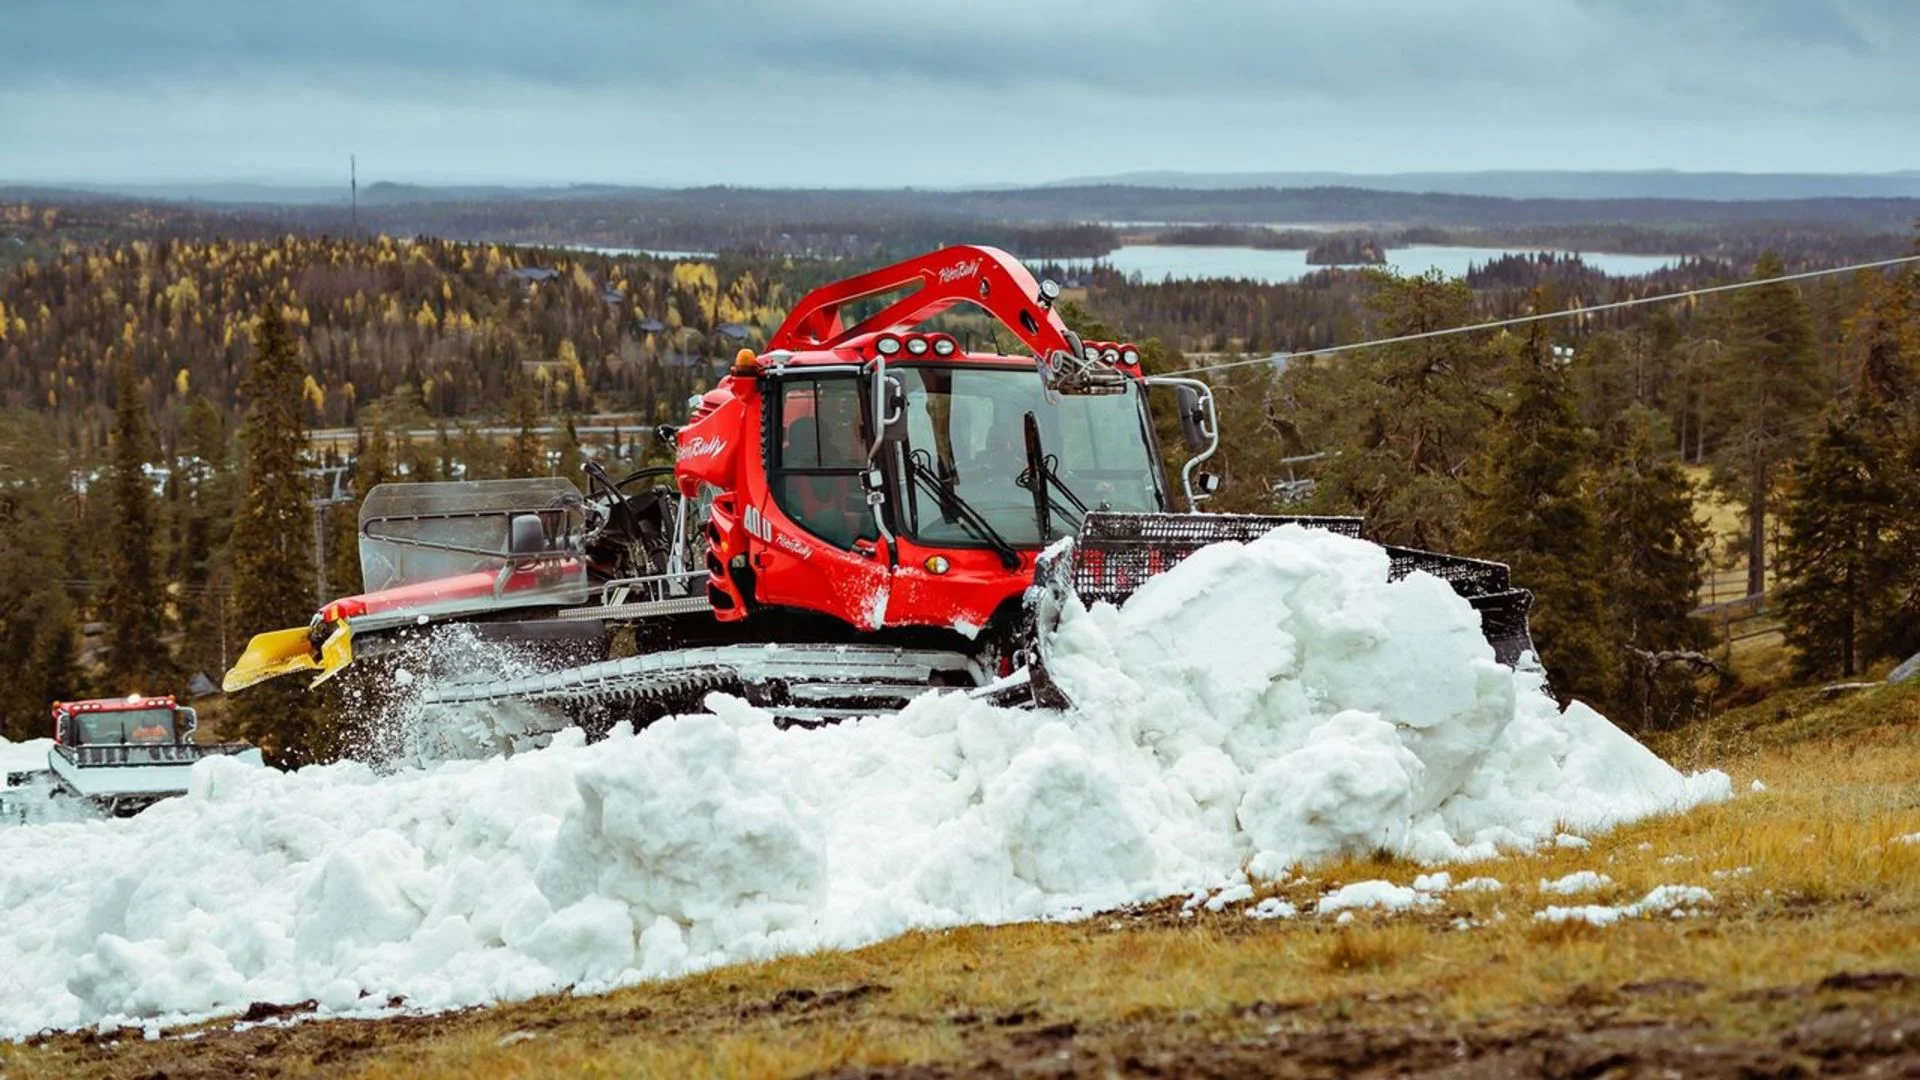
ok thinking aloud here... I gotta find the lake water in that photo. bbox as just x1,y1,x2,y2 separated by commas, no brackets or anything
1039,244,1683,283
567,244,718,260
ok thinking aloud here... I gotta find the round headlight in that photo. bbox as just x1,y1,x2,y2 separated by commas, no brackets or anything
1101,347,1121,364
931,336,957,357
905,335,930,355
1039,279,1062,301
1121,348,1139,366
875,334,902,356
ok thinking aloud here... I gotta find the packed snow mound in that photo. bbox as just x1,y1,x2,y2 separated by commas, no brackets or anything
0,526,1730,1038
1,736,52,779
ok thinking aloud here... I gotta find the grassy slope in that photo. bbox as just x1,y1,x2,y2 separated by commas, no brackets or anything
5,684,1917,1078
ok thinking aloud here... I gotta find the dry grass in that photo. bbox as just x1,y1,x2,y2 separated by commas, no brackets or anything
6,685,1918,1079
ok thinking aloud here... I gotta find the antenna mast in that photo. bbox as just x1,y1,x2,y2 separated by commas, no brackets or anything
350,154,358,240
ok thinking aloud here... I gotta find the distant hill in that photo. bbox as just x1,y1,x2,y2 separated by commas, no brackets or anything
1045,170,1920,201
36,171,1920,206
8,182,1916,266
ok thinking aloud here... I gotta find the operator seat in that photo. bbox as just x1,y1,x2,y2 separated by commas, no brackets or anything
781,417,869,549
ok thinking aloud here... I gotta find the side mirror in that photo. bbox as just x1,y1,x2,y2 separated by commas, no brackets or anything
881,376,908,443
507,513,546,557
1175,385,1209,453
867,365,910,464
176,707,198,742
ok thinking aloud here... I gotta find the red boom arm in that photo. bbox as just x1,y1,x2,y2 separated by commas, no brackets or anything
767,245,1076,358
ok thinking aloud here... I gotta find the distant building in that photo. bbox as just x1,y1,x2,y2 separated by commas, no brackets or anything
505,267,561,290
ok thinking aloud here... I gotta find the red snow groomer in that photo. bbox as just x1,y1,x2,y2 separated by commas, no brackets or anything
224,245,1533,730
2,695,261,817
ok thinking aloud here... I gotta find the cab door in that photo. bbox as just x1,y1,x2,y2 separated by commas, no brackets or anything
747,373,897,628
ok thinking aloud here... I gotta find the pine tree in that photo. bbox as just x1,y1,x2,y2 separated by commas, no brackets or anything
435,423,456,480
457,423,501,480
1774,411,1897,679
505,385,544,477
102,356,171,690
1837,266,1919,662
1594,405,1711,727
1571,332,1634,434
1708,252,1826,598
550,413,584,492
0,415,83,738
1466,330,1612,703
1295,271,1501,549
325,406,395,601
227,304,320,764
174,394,232,682
25,589,81,715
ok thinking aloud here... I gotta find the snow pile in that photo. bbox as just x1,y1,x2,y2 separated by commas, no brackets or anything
1535,884,1715,926
0,525,1729,1038
1,736,51,779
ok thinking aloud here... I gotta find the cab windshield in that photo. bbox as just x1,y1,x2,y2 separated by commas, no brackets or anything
72,707,176,746
895,366,1162,548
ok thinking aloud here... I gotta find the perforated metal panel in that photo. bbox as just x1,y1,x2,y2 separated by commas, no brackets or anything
1063,512,1537,666
1068,512,1362,605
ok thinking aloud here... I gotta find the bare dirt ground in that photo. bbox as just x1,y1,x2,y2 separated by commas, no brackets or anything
7,941,1917,1078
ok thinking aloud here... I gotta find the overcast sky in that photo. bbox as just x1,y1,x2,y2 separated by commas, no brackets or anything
2,0,1915,188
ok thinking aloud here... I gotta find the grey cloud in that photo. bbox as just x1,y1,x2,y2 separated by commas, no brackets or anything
1,0,1914,184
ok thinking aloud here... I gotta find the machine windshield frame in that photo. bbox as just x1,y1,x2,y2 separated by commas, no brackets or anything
889,364,1165,549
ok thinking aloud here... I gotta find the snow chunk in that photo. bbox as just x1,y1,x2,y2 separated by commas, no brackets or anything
1539,871,1612,895
1316,880,1437,915
1535,884,1714,925
1247,897,1297,920
1203,882,1255,913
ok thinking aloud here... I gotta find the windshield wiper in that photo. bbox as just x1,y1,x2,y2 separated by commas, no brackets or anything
905,453,1022,569
1019,412,1088,538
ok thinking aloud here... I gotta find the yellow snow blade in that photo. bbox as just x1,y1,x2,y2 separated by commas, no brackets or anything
223,621,356,692
222,626,321,692
307,622,355,689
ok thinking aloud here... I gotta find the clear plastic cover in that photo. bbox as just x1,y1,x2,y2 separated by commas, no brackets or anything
355,479,589,610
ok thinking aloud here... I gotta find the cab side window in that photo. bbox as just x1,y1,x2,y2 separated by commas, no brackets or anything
773,378,876,549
